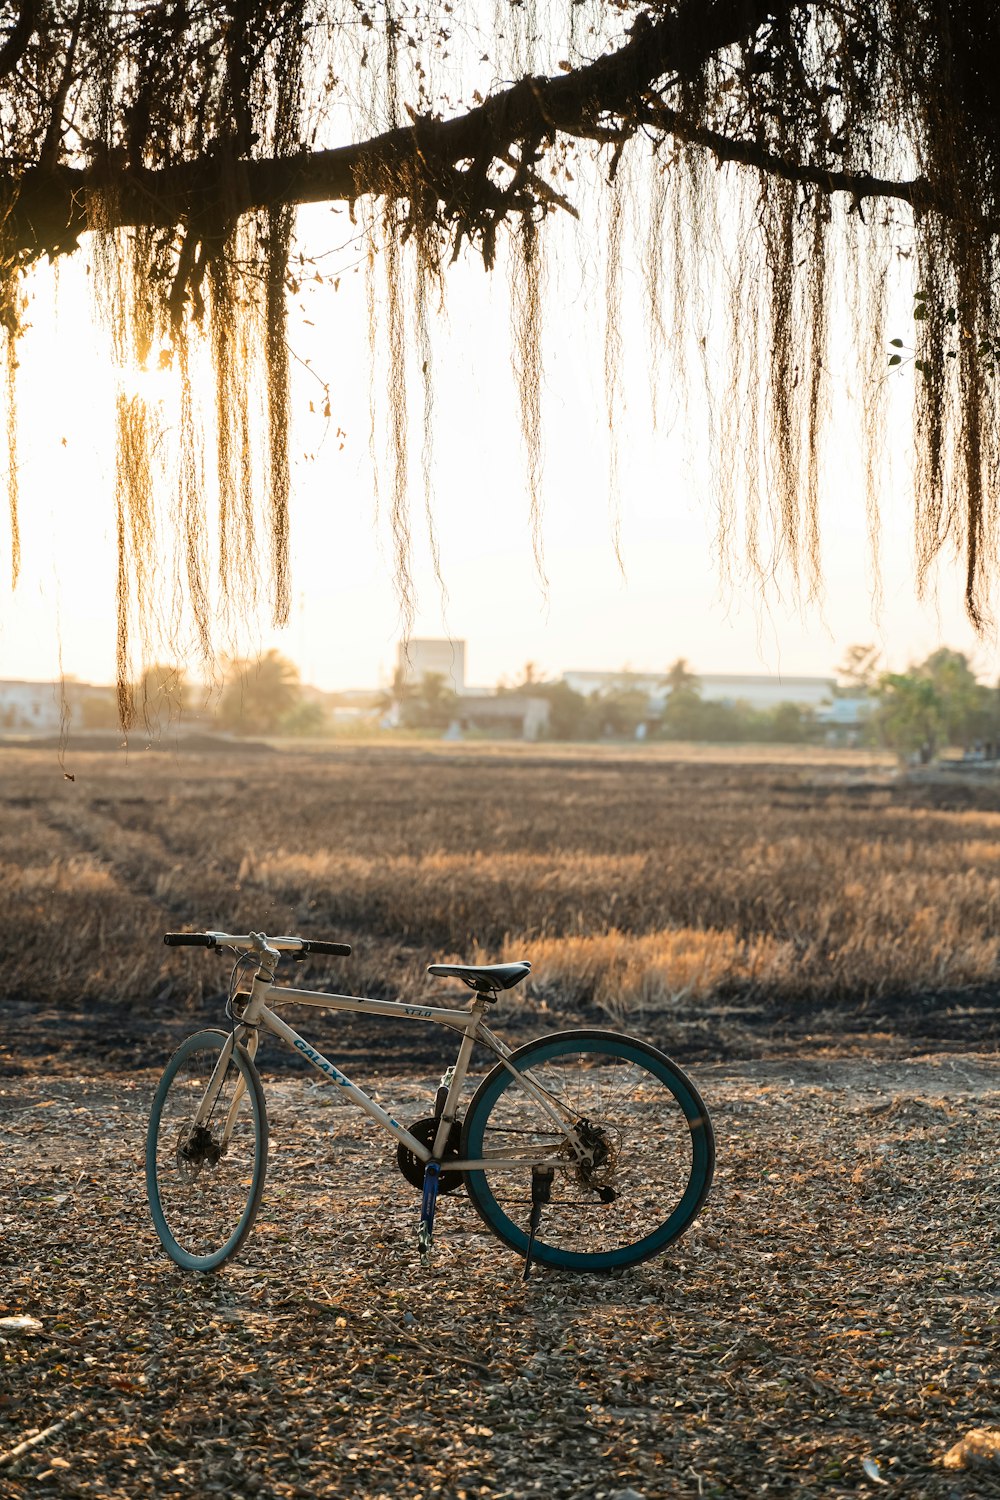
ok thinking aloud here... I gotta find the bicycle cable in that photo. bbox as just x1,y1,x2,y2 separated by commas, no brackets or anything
226,950,262,1034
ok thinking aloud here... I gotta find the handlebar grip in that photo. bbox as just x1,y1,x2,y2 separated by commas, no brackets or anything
163,932,217,948
299,939,352,957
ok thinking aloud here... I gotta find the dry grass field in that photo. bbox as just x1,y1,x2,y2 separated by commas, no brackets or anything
1,740,998,1498
0,739,998,1057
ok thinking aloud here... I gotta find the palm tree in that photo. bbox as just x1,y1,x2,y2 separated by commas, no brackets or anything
661,658,700,695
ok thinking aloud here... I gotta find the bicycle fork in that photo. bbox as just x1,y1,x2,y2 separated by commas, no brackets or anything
218,1028,260,1151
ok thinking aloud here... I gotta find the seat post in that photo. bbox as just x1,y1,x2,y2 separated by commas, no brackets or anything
430,1007,481,1156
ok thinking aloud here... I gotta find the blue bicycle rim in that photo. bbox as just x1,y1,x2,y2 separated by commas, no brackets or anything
464,1033,712,1271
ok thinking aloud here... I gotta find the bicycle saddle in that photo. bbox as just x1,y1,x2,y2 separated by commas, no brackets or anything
426,960,531,994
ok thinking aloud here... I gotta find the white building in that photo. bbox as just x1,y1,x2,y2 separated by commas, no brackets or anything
561,669,834,713
0,679,62,731
815,696,875,731
699,673,834,711
451,694,551,741
398,639,466,694
0,679,124,733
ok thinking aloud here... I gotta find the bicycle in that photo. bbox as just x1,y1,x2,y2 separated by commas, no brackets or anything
146,930,715,1276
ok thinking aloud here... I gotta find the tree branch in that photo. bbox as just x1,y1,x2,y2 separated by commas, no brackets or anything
640,101,945,218
26,0,942,265
0,0,38,79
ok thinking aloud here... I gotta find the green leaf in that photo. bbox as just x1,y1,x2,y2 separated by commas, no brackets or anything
914,306,927,320
888,354,902,366
890,338,904,348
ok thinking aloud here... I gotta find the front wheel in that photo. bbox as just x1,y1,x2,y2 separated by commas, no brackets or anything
462,1029,714,1271
146,1028,268,1271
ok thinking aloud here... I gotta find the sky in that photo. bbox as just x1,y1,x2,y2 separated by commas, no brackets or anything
0,197,994,695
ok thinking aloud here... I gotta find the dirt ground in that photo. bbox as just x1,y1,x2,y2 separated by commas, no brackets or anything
2,1046,997,1499
2,742,999,1494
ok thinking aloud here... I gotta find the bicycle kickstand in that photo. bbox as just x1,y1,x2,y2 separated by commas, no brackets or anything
523,1166,555,1281
418,1160,442,1265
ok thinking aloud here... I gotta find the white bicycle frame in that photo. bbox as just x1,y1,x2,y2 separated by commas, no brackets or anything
202,959,586,1173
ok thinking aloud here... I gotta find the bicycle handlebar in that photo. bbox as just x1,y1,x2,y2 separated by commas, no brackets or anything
163,932,352,956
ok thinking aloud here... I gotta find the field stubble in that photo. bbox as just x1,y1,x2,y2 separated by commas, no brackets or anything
2,743,998,1498
0,742,998,1062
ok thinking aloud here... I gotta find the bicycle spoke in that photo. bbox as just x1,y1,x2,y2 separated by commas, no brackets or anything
463,1031,713,1270
146,1030,268,1271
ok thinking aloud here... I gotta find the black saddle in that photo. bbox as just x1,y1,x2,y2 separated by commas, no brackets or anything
426,960,531,995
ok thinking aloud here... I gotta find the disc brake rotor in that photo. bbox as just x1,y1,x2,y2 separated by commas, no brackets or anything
175,1124,223,1180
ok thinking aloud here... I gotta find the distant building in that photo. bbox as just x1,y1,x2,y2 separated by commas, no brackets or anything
816,695,875,742
699,673,834,711
398,639,466,695
561,669,834,714
298,685,382,729
0,679,117,733
561,669,665,708
451,694,550,741
0,679,61,731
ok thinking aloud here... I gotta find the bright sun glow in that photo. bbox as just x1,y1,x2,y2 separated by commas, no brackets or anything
115,358,178,407
0,215,994,694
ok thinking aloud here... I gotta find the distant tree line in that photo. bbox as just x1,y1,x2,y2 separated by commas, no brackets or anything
377,667,459,731
865,648,1000,764
503,650,1000,760
79,653,326,737
68,645,1000,761
497,660,817,745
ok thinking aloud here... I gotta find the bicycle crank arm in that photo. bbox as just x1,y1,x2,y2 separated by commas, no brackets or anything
418,1161,442,1264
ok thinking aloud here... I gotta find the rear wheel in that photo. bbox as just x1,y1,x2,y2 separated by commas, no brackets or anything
462,1029,714,1271
146,1028,268,1271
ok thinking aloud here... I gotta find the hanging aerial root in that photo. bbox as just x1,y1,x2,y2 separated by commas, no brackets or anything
384,209,415,636
414,223,447,603
511,212,547,589
265,207,293,629
5,328,18,589
604,177,624,577
113,392,157,729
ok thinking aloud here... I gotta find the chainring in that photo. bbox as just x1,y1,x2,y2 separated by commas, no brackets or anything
395,1116,465,1195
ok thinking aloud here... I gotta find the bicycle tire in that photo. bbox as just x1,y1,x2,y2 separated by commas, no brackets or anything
146,1027,269,1272
462,1028,714,1271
